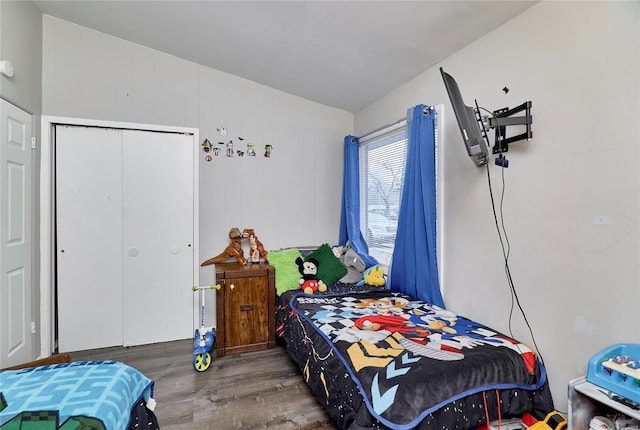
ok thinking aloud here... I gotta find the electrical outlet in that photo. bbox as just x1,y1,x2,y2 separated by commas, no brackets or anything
31,322,36,334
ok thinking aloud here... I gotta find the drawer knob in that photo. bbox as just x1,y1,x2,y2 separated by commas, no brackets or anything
229,283,235,290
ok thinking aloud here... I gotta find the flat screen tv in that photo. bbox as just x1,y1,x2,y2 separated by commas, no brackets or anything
440,67,489,167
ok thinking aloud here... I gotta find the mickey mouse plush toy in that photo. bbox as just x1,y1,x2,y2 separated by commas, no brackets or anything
296,257,327,294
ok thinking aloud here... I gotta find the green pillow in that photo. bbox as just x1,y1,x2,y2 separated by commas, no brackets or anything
268,248,303,296
306,244,348,286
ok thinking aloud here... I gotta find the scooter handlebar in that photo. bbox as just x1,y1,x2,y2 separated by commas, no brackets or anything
192,284,222,292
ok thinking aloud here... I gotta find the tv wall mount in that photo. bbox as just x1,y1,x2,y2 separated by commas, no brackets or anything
483,101,533,154
440,67,533,168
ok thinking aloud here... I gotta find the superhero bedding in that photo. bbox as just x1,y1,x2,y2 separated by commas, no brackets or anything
276,284,553,430
0,360,158,430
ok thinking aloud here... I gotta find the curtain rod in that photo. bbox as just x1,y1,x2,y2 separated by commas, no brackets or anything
358,105,438,140
357,117,406,141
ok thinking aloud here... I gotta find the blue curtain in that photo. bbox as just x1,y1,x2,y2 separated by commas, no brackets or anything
390,105,444,308
338,135,379,268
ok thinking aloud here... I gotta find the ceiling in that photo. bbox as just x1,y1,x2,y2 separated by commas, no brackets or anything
33,1,537,113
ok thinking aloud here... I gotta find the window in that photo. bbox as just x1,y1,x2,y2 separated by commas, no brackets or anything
359,124,407,268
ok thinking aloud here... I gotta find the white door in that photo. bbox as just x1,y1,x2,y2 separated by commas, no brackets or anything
56,126,123,352
121,130,193,346
0,99,33,368
56,126,194,352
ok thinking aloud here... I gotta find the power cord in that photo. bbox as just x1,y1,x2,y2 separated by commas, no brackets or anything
478,104,546,367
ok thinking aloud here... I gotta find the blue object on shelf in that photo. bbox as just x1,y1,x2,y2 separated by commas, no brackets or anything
587,343,640,405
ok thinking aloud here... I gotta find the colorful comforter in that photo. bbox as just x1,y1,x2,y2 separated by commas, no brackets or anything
0,360,155,430
289,289,549,430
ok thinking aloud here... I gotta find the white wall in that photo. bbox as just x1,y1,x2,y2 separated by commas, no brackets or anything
42,15,352,262
356,1,640,411
0,0,42,114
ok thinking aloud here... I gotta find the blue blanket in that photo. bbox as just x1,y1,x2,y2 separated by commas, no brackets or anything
0,360,154,430
290,290,548,430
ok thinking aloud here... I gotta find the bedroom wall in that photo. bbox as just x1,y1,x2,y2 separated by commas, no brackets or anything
41,15,352,262
0,0,43,361
0,0,42,114
355,1,640,411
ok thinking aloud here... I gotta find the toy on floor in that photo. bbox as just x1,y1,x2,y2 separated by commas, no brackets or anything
296,256,326,294
191,284,221,372
528,411,567,430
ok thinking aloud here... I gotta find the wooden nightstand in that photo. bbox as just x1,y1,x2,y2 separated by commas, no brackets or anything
215,262,275,356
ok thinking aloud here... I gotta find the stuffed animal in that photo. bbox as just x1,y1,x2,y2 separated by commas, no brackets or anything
201,227,246,266
339,242,366,284
295,256,327,294
356,264,386,287
243,228,267,263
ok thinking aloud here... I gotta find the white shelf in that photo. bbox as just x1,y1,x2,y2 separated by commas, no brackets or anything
571,377,640,421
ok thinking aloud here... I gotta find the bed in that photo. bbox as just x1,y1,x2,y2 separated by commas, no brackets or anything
275,280,554,430
0,355,158,430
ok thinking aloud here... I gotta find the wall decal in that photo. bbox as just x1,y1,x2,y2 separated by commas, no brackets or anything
210,123,273,161
201,138,212,153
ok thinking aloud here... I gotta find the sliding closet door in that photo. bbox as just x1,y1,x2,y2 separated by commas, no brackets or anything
121,130,193,346
56,126,124,352
56,125,194,352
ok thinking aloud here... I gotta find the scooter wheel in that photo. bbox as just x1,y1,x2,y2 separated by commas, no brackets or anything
193,352,212,372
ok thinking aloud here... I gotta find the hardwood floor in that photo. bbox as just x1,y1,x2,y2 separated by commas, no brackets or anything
71,340,337,430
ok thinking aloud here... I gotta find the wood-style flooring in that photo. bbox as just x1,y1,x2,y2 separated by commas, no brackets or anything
71,339,337,430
